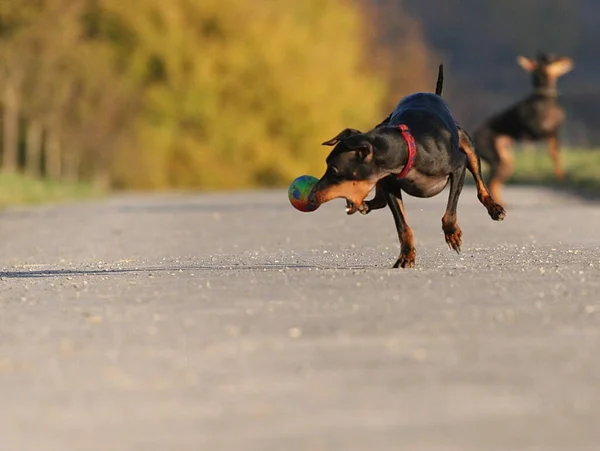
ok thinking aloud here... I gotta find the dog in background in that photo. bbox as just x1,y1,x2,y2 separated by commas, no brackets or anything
473,53,574,204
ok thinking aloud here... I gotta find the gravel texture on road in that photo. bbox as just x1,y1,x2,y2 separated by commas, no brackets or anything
1,186,599,451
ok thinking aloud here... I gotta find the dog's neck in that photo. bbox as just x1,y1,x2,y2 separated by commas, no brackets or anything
381,125,416,176
396,125,417,177
533,87,558,97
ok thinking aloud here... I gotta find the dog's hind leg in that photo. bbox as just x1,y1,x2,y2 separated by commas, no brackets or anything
458,127,506,221
487,135,514,207
547,135,565,180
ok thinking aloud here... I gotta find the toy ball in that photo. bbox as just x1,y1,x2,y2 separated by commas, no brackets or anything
288,175,320,212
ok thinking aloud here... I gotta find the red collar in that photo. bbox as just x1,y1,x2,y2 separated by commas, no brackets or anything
396,124,416,178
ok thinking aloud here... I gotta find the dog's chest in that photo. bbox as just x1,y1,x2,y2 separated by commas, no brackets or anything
539,105,565,132
396,170,449,198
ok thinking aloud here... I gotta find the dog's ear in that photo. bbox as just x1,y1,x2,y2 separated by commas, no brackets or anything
355,144,373,163
321,128,362,146
547,57,574,78
343,134,373,163
517,56,536,72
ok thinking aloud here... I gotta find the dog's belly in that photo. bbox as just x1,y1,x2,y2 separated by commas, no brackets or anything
397,172,449,198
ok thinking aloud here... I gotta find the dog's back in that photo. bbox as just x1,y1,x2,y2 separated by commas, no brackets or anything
387,93,457,137
374,64,445,130
485,94,565,141
386,64,447,127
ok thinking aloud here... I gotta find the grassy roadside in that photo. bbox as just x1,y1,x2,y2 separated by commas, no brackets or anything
0,172,105,208
476,147,600,198
0,147,597,208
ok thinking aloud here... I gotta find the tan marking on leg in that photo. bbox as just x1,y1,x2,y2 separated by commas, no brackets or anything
441,212,462,253
395,229,416,268
547,136,565,180
397,198,415,268
387,194,416,269
490,135,514,206
459,130,506,221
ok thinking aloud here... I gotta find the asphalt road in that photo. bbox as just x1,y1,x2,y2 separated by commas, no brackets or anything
1,186,599,451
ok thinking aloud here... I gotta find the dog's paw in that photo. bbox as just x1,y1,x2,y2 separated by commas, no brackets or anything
345,201,369,216
443,226,462,254
345,200,357,215
487,202,506,221
393,248,416,269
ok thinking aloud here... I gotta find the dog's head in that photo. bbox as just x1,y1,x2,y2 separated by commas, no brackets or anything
309,128,386,207
517,52,574,89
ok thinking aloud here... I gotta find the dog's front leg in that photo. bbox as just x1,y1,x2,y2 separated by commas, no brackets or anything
346,183,387,215
383,189,415,268
442,166,466,254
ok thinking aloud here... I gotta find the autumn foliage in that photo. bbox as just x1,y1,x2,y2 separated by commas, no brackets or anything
0,0,434,189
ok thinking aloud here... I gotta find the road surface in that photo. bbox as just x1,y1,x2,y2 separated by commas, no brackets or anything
0,186,599,451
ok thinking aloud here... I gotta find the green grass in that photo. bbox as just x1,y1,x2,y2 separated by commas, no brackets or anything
479,147,600,198
0,172,105,208
0,147,598,208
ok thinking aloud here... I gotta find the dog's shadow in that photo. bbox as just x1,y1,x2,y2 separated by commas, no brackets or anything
0,263,375,279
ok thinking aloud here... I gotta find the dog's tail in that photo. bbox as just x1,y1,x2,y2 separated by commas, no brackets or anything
435,64,444,96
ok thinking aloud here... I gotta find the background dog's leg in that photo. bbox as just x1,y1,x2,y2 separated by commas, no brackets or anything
383,189,415,268
442,166,466,254
488,135,514,205
547,135,565,180
459,130,506,221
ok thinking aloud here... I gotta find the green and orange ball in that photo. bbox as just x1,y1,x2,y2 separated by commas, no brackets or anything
288,175,320,212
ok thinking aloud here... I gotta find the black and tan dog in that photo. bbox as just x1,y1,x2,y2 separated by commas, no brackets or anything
309,65,505,268
474,53,574,204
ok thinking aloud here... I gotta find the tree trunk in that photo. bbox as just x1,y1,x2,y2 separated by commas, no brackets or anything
92,148,111,189
25,120,43,178
92,167,111,189
2,81,20,172
63,146,80,182
45,131,62,180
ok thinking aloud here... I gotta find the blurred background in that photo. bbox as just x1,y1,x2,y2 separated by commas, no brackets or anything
0,0,598,200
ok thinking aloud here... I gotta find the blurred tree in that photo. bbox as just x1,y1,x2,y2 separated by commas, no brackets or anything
0,0,35,172
0,0,141,183
0,0,437,189
386,0,587,138
104,0,386,189
362,0,438,111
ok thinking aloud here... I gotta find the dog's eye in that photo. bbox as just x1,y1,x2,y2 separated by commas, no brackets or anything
330,165,339,175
